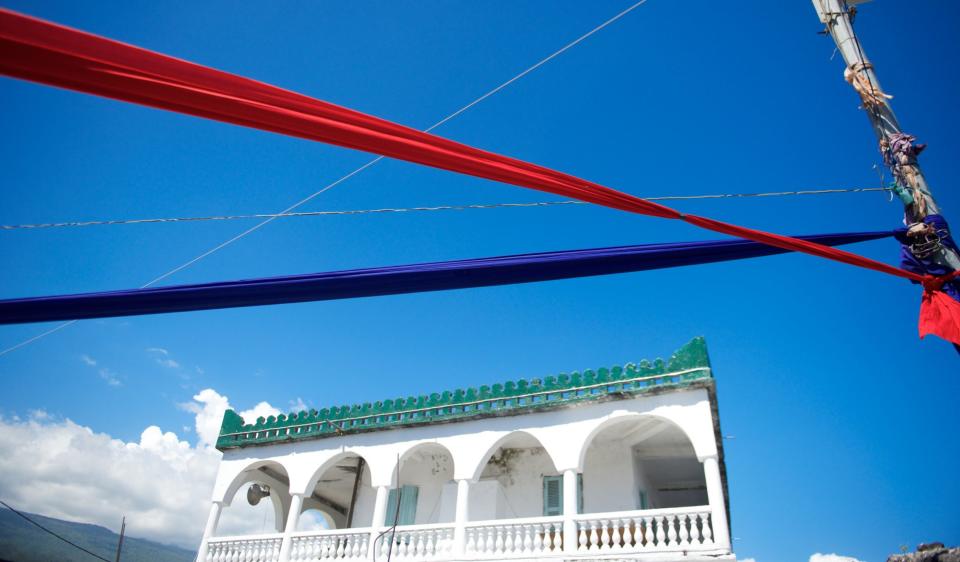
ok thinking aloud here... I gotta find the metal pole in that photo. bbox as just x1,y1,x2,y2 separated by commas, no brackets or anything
114,516,125,562
812,0,960,269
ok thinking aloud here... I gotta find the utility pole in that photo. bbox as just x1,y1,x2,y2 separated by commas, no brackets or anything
812,0,960,270
115,516,126,562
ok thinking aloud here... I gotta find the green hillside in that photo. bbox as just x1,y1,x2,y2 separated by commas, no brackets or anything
0,508,195,562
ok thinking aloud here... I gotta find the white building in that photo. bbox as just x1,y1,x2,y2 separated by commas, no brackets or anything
198,337,735,561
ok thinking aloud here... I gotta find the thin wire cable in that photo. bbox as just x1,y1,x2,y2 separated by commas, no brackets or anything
0,187,893,230
0,500,112,562
0,0,650,357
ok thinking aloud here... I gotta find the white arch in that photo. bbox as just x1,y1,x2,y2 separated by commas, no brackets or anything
464,430,560,482
300,450,376,496
575,412,699,472
216,460,290,533
219,459,292,507
398,441,455,467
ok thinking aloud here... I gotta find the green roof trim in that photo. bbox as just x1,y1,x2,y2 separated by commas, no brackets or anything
216,337,712,451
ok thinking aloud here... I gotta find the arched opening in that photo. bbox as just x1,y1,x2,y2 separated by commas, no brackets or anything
581,416,706,514
390,443,456,526
302,453,375,529
470,431,560,520
296,508,336,531
216,461,291,537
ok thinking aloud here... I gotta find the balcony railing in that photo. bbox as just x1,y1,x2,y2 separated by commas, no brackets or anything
289,529,370,561
206,533,283,562
572,506,714,553
464,515,564,558
203,506,721,561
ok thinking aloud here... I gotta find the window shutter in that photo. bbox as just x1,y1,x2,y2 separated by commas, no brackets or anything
398,485,419,525
638,489,648,510
542,475,562,516
577,473,584,515
385,485,419,526
385,488,400,526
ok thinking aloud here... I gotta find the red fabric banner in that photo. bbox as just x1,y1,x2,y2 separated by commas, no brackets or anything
2,8,958,345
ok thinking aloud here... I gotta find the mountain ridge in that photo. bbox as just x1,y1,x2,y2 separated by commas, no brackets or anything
0,508,195,562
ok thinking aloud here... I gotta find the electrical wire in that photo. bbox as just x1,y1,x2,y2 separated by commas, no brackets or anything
0,187,892,231
0,500,112,562
0,0,651,357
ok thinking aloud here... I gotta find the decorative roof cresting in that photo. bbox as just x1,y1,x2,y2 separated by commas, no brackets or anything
216,337,712,450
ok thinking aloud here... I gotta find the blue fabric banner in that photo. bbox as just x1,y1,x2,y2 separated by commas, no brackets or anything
0,231,891,325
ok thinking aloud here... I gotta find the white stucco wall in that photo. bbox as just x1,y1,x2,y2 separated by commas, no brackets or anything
583,441,637,513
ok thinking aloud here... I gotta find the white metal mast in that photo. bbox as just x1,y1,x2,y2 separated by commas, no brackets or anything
812,0,960,270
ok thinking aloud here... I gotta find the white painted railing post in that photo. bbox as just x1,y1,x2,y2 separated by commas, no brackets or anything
562,468,579,554
453,479,470,555
278,493,304,562
195,501,223,562
369,485,389,559
702,455,731,550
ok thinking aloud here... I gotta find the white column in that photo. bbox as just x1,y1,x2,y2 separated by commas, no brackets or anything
369,485,390,557
277,493,304,562
453,479,470,555
562,469,579,553
702,455,731,550
195,501,223,562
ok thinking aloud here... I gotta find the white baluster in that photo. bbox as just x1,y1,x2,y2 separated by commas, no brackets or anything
400,531,409,558
532,523,544,553
667,515,678,545
494,526,505,554
465,528,477,553
474,527,485,554
600,519,610,549
421,530,432,557
679,514,691,545
701,513,713,544
554,522,562,551
424,531,440,556
624,517,636,549
578,521,588,551
589,521,599,551
611,518,624,551
503,525,515,554
304,538,315,559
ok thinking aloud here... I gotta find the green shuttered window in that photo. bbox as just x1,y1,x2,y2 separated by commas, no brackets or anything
542,474,583,516
385,485,419,526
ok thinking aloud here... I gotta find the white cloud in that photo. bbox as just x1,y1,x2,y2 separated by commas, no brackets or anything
179,388,232,449
810,554,866,562
289,398,308,412
740,559,756,562
239,401,282,425
0,389,289,549
79,354,121,386
147,347,182,370
98,368,121,387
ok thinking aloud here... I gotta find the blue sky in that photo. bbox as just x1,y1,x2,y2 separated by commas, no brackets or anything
1,1,958,560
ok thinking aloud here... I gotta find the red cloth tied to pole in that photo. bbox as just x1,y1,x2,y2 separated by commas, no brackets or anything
2,8,959,345
920,271,960,343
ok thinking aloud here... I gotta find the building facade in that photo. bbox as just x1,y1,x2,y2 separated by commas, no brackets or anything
198,337,735,561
